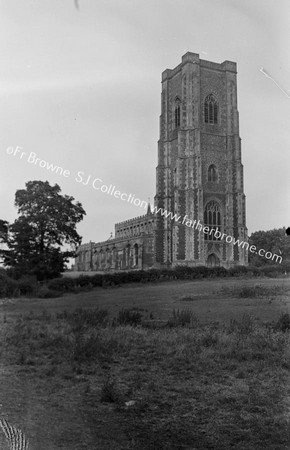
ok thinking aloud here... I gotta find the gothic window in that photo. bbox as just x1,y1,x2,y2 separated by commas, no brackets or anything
208,164,218,182
204,201,221,241
174,99,181,128
204,94,218,124
134,243,139,266
112,247,117,267
106,248,110,266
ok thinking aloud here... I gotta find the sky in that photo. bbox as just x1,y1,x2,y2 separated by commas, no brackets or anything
0,0,289,247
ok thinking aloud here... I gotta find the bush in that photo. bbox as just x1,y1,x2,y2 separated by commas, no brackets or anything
17,276,37,296
117,308,142,326
42,262,286,298
227,265,249,277
0,272,19,298
259,265,284,278
47,277,76,292
37,286,62,298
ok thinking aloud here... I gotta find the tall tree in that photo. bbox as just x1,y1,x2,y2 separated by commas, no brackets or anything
249,228,290,268
0,181,86,280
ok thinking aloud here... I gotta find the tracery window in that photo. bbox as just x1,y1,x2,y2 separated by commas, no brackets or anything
204,94,218,124
204,201,221,241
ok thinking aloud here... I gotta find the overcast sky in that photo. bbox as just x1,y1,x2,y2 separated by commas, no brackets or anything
0,0,289,245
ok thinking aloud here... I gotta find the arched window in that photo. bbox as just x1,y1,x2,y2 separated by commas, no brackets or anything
204,201,221,241
204,94,218,124
208,164,218,182
134,243,139,266
112,247,117,269
126,244,131,267
174,99,181,128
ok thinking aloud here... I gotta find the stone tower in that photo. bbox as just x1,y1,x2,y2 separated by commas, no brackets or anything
154,52,247,268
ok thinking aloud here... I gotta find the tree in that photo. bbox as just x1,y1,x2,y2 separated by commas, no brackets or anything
0,181,86,280
249,228,290,268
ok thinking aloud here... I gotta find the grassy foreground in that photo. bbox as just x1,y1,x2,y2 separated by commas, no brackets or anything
0,279,290,449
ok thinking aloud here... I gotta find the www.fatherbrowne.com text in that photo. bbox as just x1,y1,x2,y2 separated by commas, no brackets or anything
7,147,282,264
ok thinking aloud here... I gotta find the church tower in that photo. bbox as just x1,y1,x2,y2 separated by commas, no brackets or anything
154,52,247,268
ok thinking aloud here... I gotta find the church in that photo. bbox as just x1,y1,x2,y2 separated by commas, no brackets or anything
74,52,248,272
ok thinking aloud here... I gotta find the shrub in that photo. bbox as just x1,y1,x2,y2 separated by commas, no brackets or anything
76,275,95,287
227,265,249,277
259,265,284,278
37,286,62,298
43,262,287,297
90,274,104,287
47,277,76,292
0,272,19,298
174,265,210,280
17,276,37,296
209,266,227,277
117,308,142,326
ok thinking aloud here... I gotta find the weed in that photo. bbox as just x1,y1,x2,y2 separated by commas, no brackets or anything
228,313,256,335
180,295,199,302
167,308,198,327
57,308,108,332
100,378,120,403
274,313,290,332
117,308,142,326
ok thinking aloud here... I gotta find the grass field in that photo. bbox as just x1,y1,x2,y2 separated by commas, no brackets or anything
0,276,290,449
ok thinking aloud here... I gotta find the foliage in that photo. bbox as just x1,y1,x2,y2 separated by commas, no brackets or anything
0,271,19,297
1,259,288,299
249,228,290,267
17,276,38,296
0,180,85,280
39,263,287,298
37,286,63,298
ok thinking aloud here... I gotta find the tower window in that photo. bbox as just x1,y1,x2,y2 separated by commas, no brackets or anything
204,94,218,124
204,201,221,241
208,164,218,182
174,99,181,128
